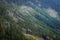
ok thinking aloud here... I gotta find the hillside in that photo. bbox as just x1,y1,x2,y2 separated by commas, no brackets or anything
0,0,60,40
24,34,44,40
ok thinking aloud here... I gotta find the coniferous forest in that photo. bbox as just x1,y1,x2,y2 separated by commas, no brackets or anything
0,0,60,40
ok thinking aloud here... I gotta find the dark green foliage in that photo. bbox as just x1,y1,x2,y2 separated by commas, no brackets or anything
0,2,60,40
0,4,24,40
0,3,36,40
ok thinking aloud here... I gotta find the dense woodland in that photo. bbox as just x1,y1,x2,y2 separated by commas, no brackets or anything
0,1,60,40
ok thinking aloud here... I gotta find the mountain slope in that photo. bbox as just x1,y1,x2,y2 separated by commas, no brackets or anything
24,34,44,40
0,0,60,40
